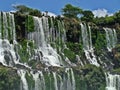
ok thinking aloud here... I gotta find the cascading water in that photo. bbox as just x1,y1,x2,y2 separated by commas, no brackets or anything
80,23,99,66
53,72,59,90
103,28,118,90
70,68,76,90
32,72,40,90
0,12,77,90
106,73,120,90
32,71,46,90
27,16,63,66
0,12,18,66
17,69,29,90
2,12,9,39
104,28,117,52
51,68,76,90
1,11,120,90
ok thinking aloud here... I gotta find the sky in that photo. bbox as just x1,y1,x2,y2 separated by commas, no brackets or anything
0,0,120,17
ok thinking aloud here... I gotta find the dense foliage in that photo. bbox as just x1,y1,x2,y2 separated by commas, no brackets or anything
62,4,82,19
0,65,20,90
13,5,42,17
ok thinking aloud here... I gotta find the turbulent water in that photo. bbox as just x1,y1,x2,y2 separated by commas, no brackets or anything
0,12,119,90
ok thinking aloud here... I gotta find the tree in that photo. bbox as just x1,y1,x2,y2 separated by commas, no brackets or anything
29,9,41,17
62,4,82,19
13,5,32,14
105,16,115,25
13,5,41,17
81,10,94,22
114,10,120,23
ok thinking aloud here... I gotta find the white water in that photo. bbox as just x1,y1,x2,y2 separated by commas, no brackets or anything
17,69,29,90
32,71,46,90
0,12,76,90
9,12,16,41
65,68,72,90
58,75,63,90
51,68,76,90
76,55,84,66
104,28,117,51
0,12,18,67
32,71,41,90
53,72,58,90
106,73,120,90
2,11,120,90
27,16,62,66
80,23,99,66
2,12,9,39
0,39,17,66
39,71,46,90
70,68,76,90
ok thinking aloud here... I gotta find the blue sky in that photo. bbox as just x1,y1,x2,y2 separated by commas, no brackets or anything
0,0,120,16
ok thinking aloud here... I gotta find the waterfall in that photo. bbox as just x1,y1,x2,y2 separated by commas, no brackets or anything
58,75,63,90
106,73,120,90
104,28,117,51
17,69,29,90
32,71,46,90
0,12,18,67
32,71,41,90
9,12,16,41
65,68,72,90
53,72,58,90
80,23,99,66
51,68,76,90
27,16,63,66
1,11,120,90
70,68,76,90
2,12,9,39
0,12,77,90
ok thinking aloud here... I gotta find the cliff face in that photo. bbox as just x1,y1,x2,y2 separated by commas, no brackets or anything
0,11,120,90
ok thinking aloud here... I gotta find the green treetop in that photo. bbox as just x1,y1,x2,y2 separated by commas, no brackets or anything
62,4,83,19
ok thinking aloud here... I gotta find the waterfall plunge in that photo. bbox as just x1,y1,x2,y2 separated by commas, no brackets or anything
104,28,117,52
80,23,99,66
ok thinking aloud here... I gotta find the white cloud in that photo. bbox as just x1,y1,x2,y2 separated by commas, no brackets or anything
10,10,16,13
42,12,57,17
92,9,113,17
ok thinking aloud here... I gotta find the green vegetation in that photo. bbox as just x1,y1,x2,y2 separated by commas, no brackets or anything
25,15,34,32
95,30,107,55
112,68,120,74
64,48,76,63
1,3,120,90
18,39,35,63
75,65,106,90
0,66,20,90
13,5,41,17
62,4,82,19
81,10,94,22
